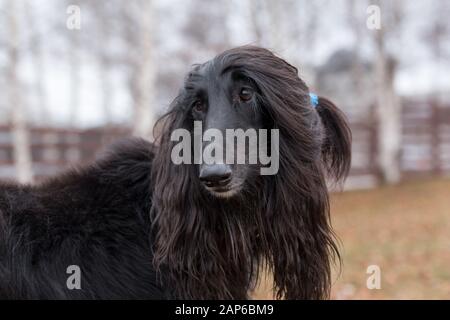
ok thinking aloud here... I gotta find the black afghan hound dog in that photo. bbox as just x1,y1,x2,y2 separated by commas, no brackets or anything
0,46,351,299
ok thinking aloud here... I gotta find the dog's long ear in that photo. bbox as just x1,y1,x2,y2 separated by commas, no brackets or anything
315,96,352,183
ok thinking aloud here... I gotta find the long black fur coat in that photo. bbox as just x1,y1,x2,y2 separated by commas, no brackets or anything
0,139,164,299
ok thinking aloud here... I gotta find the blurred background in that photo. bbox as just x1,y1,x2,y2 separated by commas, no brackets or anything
1,0,449,299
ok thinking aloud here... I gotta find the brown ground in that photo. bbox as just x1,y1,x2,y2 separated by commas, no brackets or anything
253,178,450,299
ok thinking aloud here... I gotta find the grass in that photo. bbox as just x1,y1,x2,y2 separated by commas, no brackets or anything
253,178,450,299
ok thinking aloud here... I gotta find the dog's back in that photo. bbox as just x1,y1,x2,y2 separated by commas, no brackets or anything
0,138,165,299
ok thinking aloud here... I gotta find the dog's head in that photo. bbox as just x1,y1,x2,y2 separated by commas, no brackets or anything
151,46,352,299
179,52,268,198
157,46,335,199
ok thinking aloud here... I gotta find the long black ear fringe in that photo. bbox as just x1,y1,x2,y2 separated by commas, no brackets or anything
316,96,352,183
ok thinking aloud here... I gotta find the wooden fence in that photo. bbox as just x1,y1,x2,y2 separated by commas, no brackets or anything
0,126,130,181
346,99,450,189
1,99,450,188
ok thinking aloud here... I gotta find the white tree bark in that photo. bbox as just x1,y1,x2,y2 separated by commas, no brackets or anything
374,27,402,184
100,54,113,125
25,1,50,125
98,10,113,125
8,0,34,183
68,28,81,127
132,0,157,140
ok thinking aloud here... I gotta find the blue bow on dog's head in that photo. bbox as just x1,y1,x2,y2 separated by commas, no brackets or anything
309,93,319,108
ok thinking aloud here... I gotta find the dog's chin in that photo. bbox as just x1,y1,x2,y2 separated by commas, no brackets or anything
204,185,241,199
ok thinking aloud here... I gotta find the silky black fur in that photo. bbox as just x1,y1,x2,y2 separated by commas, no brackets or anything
0,139,162,299
0,46,351,300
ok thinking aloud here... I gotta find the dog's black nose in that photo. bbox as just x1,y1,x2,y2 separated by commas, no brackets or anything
199,164,232,187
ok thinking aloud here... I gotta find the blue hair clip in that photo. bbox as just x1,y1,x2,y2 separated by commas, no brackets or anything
309,93,319,108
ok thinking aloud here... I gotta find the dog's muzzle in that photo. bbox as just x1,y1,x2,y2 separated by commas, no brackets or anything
199,164,232,190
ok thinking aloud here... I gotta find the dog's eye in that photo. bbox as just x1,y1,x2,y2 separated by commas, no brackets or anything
239,88,253,102
192,100,205,112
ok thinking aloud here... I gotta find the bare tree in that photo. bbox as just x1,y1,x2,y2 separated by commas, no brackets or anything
132,0,157,140
373,0,403,184
7,0,34,183
67,0,128,127
58,0,152,130
68,29,81,127
25,1,50,125
98,20,113,126
91,1,115,125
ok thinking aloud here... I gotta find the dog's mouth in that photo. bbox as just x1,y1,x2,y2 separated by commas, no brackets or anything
199,164,243,198
202,180,241,198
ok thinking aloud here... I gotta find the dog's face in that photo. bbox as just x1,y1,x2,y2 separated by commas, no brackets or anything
183,62,266,198
154,46,350,299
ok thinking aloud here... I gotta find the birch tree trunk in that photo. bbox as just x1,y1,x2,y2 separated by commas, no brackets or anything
98,12,113,126
374,27,402,184
99,55,112,126
8,0,34,183
132,0,157,140
25,1,50,125
69,28,81,127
